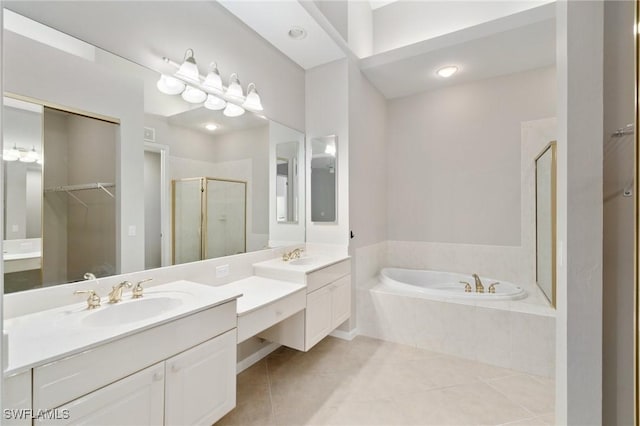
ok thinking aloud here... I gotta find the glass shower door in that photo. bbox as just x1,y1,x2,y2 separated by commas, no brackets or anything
173,179,203,264
205,179,246,259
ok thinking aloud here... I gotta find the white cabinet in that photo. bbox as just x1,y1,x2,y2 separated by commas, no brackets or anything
260,260,351,351
165,329,236,426
38,363,165,426
2,370,32,426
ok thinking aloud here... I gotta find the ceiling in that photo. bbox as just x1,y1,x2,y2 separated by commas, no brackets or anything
218,0,345,70
361,3,556,99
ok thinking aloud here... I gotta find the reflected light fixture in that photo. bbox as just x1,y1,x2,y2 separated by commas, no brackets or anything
204,94,226,111
175,48,200,83
437,65,458,78
181,86,207,104
223,103,245,118
156,74,185,95
242,83,263,111
205,123,218,131
20,146,38,163
325,143,336,156
225,73,244,100
3,144,20,162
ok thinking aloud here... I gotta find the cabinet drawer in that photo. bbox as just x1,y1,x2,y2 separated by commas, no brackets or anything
237,288,305,343
2,370,32,426
306,259,351,293
34,301,236,410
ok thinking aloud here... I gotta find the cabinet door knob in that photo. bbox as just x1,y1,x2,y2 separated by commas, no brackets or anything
153,372,164,381
171,363,181,373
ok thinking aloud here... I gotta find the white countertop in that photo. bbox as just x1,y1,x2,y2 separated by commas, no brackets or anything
253,254,350,283
3,280,242,376
222,276,306,316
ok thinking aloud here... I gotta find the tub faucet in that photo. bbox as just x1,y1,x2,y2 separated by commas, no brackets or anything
472,274,484,293
109,281,132,303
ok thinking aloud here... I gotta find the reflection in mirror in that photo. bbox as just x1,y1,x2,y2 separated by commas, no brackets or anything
311,136,337,223
172,177,247,265
535,141,556,307
3,97,118,293
276,141,299,223
3,9,306,293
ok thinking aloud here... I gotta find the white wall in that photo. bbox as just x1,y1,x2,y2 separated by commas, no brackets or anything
371,1,553,54
305,59,350,249
602,1,634,424
387,67,556,246
555,1,604,423
347,2,373,58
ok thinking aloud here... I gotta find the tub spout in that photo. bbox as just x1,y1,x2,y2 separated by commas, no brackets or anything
472,274,484,293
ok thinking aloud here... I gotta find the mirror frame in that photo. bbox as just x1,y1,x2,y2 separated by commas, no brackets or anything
534,140,557,308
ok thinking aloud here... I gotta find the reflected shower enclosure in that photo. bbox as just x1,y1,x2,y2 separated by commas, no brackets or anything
172,177,247,264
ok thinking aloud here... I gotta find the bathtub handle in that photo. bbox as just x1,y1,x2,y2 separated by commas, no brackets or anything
488,282,500,294
459,281,472,293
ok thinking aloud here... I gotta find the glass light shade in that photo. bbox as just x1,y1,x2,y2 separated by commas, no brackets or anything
157,74,185,95
181,86,207,104
204,94,226,111
242,83,263,111
175,49,200,84
3,146,20,161
223,103,245,117
19,148,37,163
202,63,223,93
324,143,336,156
225,73,244,100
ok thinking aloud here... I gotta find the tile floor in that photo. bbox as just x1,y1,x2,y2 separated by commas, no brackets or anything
218,336,555,426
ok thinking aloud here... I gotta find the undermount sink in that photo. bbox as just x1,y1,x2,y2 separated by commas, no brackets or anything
288,257,318,266
82,297,183,327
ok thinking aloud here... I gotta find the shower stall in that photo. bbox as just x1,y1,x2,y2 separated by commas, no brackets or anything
172,177,247,264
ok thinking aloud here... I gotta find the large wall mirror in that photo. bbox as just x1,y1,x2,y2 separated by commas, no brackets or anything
310,136,337,223
535,141,556,307
2,8,306,293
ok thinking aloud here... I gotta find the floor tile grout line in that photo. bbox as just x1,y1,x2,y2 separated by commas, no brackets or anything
481,378,540,418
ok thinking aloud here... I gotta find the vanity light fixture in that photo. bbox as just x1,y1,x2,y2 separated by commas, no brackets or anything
156,74,185,95
437,65,458,78
175,48,200,84
181,86,207,104
225,73,244,100
202,62,223,93
205,123,218,131
204,94,227,111
22,146,40,163
242,83,264,111
223,103,245,118
157,49,265,118
288,26,307,40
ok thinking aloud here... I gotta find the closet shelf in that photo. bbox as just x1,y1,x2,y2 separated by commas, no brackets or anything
44,183,115,208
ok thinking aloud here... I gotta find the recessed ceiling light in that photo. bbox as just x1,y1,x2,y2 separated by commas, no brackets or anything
288,26,307,40
437,66,458,78
205,123,218,131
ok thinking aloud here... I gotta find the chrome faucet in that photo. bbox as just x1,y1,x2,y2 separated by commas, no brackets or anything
108,281,132,303
472,274,484,293
282,248,304,261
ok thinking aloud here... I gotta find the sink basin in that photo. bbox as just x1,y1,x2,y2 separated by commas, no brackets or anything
288,257,318,266
82,297,183,327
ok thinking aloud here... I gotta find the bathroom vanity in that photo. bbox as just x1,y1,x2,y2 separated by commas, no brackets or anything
2,281,241,426
255,256,351,351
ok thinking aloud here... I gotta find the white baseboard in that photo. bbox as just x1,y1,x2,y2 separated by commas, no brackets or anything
236,342,281,374
329,327,359,341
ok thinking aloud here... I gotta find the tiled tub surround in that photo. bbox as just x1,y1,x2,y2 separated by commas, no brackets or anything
358,275,555,377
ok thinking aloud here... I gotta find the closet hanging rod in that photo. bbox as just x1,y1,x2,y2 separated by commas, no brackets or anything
44,182,115,198
611,123,634,137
